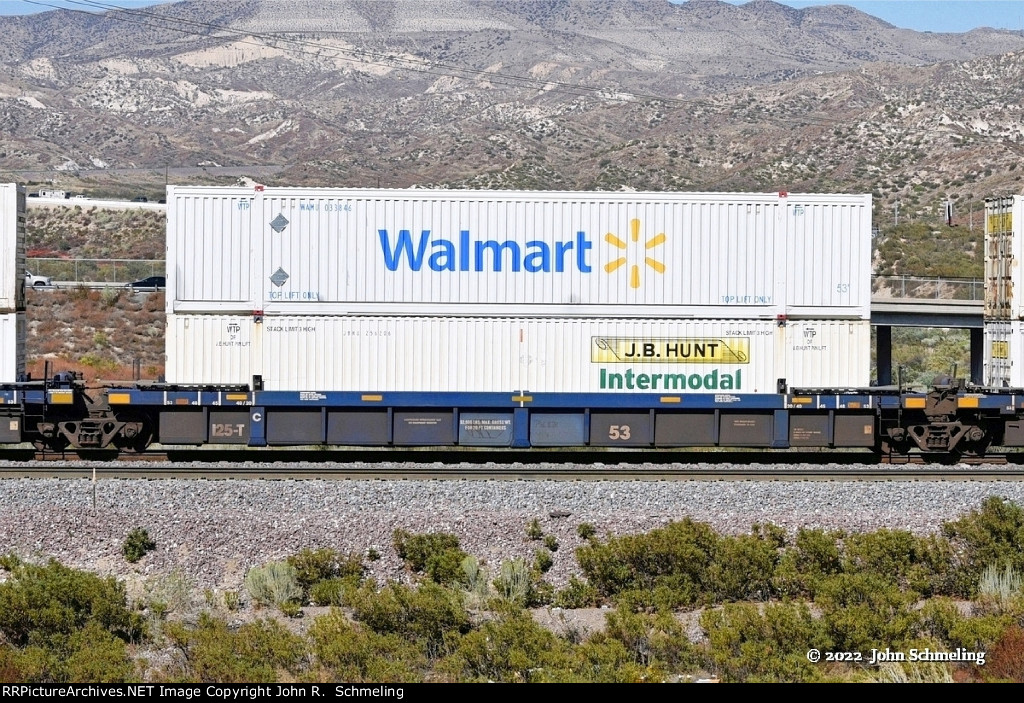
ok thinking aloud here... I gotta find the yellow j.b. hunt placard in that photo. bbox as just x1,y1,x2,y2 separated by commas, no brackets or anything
591,337,750,363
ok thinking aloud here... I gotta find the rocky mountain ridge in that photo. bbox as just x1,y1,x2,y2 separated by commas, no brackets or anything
1,0,1023,223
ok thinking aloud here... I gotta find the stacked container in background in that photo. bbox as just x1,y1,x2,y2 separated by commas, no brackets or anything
0,184,25,383
984,195,1024,386
165,187,872,393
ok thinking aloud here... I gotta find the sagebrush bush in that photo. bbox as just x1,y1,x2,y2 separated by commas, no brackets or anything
977,564,1023,614
494,558,533,606
244,562,302,608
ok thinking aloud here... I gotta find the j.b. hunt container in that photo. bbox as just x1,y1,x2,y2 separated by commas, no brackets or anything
165,314,869,393
166,187,872,320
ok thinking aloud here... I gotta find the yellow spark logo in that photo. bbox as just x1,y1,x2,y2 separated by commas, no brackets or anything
603,218,666,289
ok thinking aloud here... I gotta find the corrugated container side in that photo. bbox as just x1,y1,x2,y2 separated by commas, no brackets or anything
166,188,256,313
0,184,25,312
167,314,868,393
165,314,253,385
984,320,1020,387
786,195,872,315
0,313,26,383
783,319,871,389
167,188,871,319
985,195,1023,319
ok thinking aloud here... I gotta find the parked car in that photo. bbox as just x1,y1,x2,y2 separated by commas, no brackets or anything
126,276,166,291
25,270,52,287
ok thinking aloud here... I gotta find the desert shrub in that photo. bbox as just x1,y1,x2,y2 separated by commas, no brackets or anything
349,581,471,658
223,591,240,612
701,601,830,683
870,659,955,683
534,549,554,574
526,519,544,540
707,524,785,602
603,608,698,674
100,288,122,309
772,527,843,598
576,523,597,540
985,625,1024,682
392,530,469,586
544,534,559,552
460,556,489,607
446,604,569,683
942,497,1024,596
919,597,1011,652
308,609,426,683
553,577,599,609
309,576,363,607
814,572,920,653
976,563,1024,615
122,527,156,563
0,558,145,648
287,547,364,604
842,529,953,596
145,569,195,617
164,613,307,683
494,558,533,607
575,518,719,606
243,561,301,609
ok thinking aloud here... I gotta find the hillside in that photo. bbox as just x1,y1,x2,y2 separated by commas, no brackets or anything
1,0,1023,223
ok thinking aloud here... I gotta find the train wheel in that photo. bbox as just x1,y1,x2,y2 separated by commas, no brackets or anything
113,415,155,453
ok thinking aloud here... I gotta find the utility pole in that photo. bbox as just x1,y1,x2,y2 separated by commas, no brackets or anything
894,200,899,227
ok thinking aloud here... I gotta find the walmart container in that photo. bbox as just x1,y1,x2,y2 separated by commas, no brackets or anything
166,187,872,320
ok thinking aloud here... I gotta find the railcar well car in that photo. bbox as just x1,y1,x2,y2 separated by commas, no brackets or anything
5,184,1024,459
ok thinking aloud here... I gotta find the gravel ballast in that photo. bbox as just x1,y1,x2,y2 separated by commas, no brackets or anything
2,463,1023,593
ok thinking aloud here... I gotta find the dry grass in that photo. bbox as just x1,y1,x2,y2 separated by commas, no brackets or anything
25,288,164,383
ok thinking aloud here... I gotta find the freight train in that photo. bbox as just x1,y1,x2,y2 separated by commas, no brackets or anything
2,183,1023,460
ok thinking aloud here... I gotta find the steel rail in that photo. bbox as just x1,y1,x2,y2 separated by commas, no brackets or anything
2,463,1023,481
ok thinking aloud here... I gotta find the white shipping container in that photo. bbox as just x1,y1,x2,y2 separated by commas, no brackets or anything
0,184,25,312
167,187,872,320
985,195,1024,319
984,320,1024,387
0,313,26,384
166,314,870,393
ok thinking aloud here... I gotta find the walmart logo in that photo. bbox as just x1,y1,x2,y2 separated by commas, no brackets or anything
376,218,667,291
603,219,666,289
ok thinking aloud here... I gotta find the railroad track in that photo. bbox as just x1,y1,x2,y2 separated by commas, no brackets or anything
2,460,1023,482
0,447,1021,480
